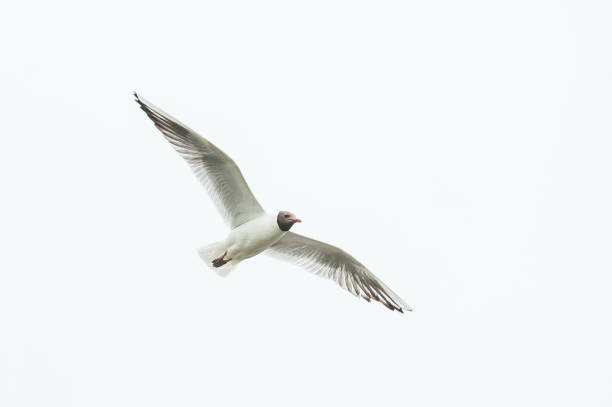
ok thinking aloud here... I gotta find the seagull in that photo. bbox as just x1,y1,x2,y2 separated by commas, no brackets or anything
134,93,412,312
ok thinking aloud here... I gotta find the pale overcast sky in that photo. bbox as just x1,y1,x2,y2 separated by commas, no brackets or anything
1,1,611,406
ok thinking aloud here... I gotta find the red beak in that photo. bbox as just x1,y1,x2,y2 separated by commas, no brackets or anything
292,218,302,223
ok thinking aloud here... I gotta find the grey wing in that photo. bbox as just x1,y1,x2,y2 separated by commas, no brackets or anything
135,93,264,228
268,232,412,313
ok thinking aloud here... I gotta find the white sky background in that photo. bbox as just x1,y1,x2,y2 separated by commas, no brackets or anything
1,0,611,405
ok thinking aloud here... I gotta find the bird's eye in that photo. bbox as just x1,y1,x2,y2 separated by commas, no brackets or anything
285,214,290,218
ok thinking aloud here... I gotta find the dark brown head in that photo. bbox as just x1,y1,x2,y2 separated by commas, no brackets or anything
277,211,302,231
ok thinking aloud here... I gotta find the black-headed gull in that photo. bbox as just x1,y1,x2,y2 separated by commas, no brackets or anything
135,93,411,312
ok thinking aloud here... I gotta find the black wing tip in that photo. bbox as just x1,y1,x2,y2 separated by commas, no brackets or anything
379,298,414,313
360,294,413,313
134,92,152,112
133,91,145,107
133,92,157,119
396,304,414,313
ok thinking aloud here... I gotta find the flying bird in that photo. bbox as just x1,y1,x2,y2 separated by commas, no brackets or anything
134,93,412,312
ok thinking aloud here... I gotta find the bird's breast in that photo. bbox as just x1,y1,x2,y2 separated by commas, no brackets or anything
226,214,285,260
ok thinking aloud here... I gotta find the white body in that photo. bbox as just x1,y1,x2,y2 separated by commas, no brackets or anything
225,214,285,260
198,214,285,275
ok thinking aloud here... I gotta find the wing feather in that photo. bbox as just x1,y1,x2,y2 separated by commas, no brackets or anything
135,93,264,227
268,232,412,312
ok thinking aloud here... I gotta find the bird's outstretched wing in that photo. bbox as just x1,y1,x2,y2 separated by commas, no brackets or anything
268,232,412,312
135,93,264,228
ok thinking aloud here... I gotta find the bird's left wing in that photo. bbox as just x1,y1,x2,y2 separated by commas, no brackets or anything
267,232,412,312
135,93,264,228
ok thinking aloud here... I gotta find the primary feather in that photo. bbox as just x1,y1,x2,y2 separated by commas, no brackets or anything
268,233,412,312
134,93,264,228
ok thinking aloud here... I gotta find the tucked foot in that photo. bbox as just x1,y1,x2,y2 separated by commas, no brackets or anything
212,258,229,267
212,251,231,268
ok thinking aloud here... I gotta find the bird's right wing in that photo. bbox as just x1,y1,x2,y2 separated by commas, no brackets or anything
135,93,264,228
268,232,412,312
